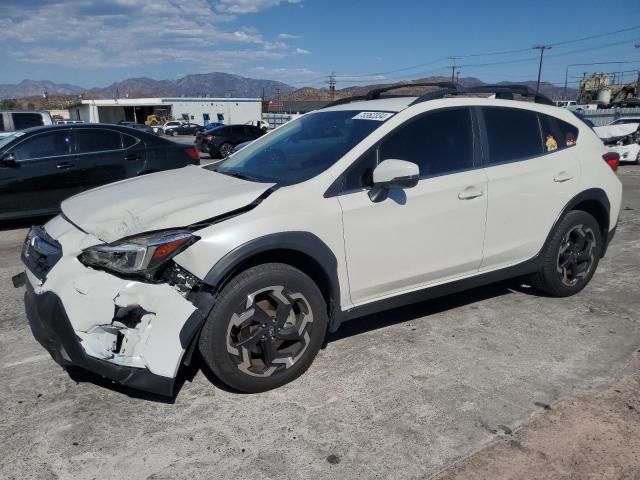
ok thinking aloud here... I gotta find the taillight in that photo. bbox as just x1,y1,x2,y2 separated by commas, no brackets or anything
603,152,619,172
205,135,214,142
185,147,200,164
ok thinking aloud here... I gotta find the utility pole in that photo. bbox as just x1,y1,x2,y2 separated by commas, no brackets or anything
327,72,336,100
275,87,281,99
533,45,552,93
447,57,460,83
456,70,461,84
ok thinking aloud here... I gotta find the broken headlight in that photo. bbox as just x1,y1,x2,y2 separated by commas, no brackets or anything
79,230,198,279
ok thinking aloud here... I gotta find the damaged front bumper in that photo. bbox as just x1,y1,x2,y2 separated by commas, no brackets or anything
17,218,207,396
24,283,179,396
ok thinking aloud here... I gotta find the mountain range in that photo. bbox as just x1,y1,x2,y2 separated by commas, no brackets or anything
0,72,576,103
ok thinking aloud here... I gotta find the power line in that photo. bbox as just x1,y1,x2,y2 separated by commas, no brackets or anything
323,25,640,82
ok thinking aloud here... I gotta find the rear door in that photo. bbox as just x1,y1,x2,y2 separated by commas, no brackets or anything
71,128,139,193
479,107,581,270
0,129,74,217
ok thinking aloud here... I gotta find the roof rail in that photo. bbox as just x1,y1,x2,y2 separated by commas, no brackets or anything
322,82,457,109
322,83,554,109
408,83,555,106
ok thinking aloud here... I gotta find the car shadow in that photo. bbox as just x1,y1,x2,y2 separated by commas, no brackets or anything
326,277,533,344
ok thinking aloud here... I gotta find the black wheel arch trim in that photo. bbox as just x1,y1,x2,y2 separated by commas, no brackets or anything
185,231,343,334
545,188,612,258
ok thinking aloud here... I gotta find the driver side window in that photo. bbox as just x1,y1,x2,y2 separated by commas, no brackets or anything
379,108,474,177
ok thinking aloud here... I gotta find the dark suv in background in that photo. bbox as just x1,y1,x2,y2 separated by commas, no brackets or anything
195,124,266,158
0,124,200,220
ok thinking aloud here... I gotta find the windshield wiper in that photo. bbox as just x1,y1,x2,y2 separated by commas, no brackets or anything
209,166,263,182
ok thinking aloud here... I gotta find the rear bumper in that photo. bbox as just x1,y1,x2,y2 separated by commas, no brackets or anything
24,283,176,396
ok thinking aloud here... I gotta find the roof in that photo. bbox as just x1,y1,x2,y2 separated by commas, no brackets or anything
321,97,416,113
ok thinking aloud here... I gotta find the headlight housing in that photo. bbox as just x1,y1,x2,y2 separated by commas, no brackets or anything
79,230,198,280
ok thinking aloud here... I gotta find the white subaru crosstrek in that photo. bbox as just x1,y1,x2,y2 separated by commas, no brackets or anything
15,84,622,395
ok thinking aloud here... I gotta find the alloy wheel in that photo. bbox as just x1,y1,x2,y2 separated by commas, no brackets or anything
220,143,233,157
556,224,596,286
226,286,314,377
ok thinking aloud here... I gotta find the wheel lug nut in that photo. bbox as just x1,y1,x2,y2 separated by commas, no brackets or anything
261,324,266,328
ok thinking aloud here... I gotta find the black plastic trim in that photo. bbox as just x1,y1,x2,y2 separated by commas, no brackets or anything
339,256,542,322
24,284,175,396
191,232,342,332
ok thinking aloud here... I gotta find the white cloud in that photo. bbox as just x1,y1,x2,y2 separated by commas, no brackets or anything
215,0,302,14
0,0,302,71
278,33,301,39
294,48,311,55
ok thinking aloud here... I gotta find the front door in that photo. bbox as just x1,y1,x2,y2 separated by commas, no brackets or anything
0,129,75,217
337,107,488,305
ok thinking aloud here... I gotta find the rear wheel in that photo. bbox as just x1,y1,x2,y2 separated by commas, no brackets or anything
219,142,233,158
198,263,328,393
530,210,602,297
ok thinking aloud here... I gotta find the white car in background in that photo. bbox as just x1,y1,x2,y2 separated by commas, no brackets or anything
152,120,185,135
0,111,52,138
594,117,640,164
15,83,622,396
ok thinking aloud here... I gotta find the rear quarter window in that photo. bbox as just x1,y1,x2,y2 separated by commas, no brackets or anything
539,114,579,151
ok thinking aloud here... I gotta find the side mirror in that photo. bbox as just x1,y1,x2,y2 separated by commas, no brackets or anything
0,152,17,168
369,159,419,202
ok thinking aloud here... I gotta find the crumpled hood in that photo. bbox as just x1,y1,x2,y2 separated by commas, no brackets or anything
594,123,639,141
61,165,275,242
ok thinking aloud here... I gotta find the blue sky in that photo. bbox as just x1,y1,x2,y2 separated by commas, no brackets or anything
1,0,639,89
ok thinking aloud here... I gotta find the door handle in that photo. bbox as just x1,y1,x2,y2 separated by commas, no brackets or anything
553,171,573,183
56,162,74,170
458,187,484,200
124,153,142,161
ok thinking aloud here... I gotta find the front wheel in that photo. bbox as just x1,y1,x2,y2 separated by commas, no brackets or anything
530,210,602,297
198,263,328,393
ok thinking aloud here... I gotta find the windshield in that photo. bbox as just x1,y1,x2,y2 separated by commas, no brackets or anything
206,110,394,184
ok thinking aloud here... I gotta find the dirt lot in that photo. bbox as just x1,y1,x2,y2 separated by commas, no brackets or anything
0,166,639,480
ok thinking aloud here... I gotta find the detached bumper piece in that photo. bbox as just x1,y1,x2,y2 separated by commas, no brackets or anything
24,283,175,396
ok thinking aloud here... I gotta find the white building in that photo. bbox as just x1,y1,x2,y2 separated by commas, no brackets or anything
69,97,263,126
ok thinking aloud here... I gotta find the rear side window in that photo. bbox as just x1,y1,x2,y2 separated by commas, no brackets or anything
11,130,72,160
75,129,123,153
482,107,542,164
12,113,44,130
379,108,474,177
231,126,244,135
539,114,579,151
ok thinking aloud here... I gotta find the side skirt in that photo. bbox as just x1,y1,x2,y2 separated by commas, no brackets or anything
339,257,541,323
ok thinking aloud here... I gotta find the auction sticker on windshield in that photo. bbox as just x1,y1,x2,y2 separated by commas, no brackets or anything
352,112,394,121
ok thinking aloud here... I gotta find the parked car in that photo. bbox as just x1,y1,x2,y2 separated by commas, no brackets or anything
594,120,640,164
153,120,185,136
14,85,622,397
195,124,265,158
165,122,204,136
0,111,52,138
0,124,200,220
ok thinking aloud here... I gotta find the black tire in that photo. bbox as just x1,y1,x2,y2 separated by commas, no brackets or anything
198,263,328,393
219,142,233,158
530,210,602,297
